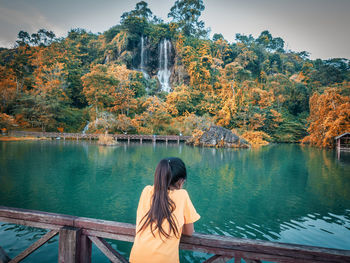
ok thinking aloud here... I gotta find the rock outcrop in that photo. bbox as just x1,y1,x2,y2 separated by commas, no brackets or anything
187,126,250,148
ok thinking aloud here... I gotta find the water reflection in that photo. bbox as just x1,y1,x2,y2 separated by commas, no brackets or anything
0,142,349,262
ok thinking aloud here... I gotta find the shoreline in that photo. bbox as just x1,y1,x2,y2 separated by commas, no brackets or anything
0,136,49,142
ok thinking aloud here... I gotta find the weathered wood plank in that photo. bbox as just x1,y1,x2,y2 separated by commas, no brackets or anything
203,244,317,262
58,227,81,263
8,131,190,142
234,255,241,263
1,206,350,263
82,229,134,243
74,216,135,236
0,246,11,263
0,216,61,230
203,255,231,263
88,236,128,263
9,230,58,263
0,206,75,227
244,259,262,263
0,207,135,236
79,234,92,263
180,233,350,263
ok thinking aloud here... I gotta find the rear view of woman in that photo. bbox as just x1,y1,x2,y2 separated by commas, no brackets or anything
130,157,200,263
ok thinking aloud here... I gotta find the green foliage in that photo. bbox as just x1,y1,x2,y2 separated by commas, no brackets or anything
104,25,122,43
1,2,349,143
14,90,71,131
168,0,207,37
283,83,310,115
120,1,153,36
311,58,349,86
16,29,56,47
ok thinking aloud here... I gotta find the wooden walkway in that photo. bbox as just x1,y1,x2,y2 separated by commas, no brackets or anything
0,206,349,263
9,131,191,144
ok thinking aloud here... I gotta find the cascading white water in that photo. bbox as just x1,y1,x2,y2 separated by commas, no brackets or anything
82,121,90,134
140,36,145,72
140,36,149,79
157,39,172,92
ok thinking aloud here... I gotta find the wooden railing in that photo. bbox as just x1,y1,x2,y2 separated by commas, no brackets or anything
337,144,350,150
0,206,349,263
8,131,190,144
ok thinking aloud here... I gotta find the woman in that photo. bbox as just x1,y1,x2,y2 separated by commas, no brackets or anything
130,157,200,263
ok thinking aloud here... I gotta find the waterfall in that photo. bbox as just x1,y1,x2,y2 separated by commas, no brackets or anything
157,39,172,92
82,121,90,134
140,36,149,79
140,36,145,72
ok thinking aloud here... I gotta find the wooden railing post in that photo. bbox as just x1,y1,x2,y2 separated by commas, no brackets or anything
0,246,10,263
58,226,82,263
1,206,350,263
79,234,92,263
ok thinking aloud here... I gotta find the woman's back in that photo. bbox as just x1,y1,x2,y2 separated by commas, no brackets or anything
130,185,200,263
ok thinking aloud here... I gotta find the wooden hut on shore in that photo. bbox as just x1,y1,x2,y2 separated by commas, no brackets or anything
335,132,350,151
335,132,350,159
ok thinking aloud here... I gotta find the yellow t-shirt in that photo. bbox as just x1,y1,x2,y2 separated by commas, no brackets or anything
129,185,200,263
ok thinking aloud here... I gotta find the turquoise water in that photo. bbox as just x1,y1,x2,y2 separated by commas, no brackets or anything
0,141,350,262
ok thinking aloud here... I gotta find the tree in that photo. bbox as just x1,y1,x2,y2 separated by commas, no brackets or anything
16,29,56,47
166,84,193,115
271,37,285,52
212,33,224,41
121,1,153,22
256,30,284,52
168,0,207,37
133,96,172,134
115,114,135,133
0,113,18,130
256,30,272,48
30,29,56,46
0,66,17,112
302,87,350,148
18,45,71,131
82,64,139,116
82,64,118,113
310,58,349,86
120,1,153,35
16,31,31,46
3,44,33,95
235,33,255,46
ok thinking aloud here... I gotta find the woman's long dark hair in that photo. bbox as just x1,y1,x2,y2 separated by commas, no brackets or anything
139,157,187,239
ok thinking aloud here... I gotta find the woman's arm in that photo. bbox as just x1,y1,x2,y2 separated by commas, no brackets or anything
182,223,194,236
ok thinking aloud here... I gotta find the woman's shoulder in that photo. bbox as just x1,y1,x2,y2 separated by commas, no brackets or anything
144,185,153,190
142,185,153,194
171,188,190,199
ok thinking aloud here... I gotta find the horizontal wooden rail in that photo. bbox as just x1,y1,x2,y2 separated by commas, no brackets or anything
8,131,190,143
0,206,350,263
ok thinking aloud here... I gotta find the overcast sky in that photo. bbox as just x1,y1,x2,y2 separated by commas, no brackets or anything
0,0,349,60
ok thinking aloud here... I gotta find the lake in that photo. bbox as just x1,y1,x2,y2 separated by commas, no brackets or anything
0,141,349,262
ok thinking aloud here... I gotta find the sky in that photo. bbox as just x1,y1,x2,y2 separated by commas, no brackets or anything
0,0,349,60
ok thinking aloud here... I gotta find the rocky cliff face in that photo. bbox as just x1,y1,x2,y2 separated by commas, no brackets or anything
187,126,250,148
104,35,188,92
128,36,176,91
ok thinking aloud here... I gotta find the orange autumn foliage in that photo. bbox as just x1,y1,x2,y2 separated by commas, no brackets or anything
241,130,271,146
0,113,18,129
82,64,137,115
165,85,192,116
31,45,68,98
302,87,350,148
0,66,17,111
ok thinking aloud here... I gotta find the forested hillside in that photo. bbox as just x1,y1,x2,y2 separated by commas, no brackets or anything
0,0,349,147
